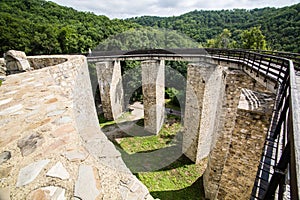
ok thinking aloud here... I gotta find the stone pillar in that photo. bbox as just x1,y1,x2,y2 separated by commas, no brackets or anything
96,61,124,120
141,60,165,135
183,63,223,162
195,65,224,163
183,64,206,162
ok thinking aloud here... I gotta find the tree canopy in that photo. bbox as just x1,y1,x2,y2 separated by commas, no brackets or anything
128,4,300,52
0,0,140,55
0,0,299,55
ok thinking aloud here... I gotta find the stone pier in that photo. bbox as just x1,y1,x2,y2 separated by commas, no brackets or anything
183,63,224,162
141,60,165,134
96,61,124,120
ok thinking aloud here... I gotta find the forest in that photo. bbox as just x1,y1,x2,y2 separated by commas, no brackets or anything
128,4,300,52
0,0,299,55
0,0,140,55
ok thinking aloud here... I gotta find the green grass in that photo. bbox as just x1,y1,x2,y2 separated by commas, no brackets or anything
98,113,116,128
99,111,206,200
118,121,181,154
138,156,206,200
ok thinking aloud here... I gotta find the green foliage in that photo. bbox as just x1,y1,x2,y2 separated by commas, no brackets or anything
206,29,237,48
121,61,143,103
128,4,300,52
0,0,140,55
95,27,199,51
240,27,267,50
165,88,185,108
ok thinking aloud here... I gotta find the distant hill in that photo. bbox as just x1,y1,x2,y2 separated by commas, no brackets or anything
0,0,139,55
0,0,299,55
127,4,300,52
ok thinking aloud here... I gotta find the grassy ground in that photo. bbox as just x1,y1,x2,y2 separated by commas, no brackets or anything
137,156,206,200
100,113,206,200
117,119,181,154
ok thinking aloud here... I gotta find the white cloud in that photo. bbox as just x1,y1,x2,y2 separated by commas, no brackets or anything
49,0,299,19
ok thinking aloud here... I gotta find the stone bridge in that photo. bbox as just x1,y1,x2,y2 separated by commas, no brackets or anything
0,48,299,200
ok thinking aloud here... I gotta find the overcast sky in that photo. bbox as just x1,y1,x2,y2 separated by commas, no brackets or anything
49,0,299,19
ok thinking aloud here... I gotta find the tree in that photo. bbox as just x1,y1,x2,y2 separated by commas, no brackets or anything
206,29,236,48
240,27,267,50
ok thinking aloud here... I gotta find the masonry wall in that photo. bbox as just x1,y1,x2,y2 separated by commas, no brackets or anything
0,55,152,199
203,69,272,200
217,109,271,199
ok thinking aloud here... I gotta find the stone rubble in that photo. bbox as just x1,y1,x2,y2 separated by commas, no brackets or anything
46,161,70,180
63,150,88,162
16,159,50,187
0,188,10,200
4,50,31,73
28,186,66,200
0,151,11,165
74,165,101,200
17,133,44,156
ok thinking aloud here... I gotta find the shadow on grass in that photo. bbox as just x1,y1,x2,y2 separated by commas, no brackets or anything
150,176,206,200
114,140,183,172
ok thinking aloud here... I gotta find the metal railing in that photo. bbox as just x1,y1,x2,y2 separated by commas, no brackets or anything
205,48,300,200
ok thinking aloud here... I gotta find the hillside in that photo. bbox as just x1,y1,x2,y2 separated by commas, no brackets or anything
0,0,139,55
128,4,300,52
0,0,299,55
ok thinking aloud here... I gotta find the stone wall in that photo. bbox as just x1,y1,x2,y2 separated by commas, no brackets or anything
217,107,272,199
0,55,153,200
203,69,273,200
28,56,67,70
141,60,165,134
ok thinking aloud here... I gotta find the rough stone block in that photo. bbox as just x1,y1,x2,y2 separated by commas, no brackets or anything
5,50,31,73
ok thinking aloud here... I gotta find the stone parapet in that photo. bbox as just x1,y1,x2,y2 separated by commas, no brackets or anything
27,56,67,70
0,55,152,199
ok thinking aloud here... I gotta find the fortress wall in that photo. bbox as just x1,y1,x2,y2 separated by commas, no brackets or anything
217,108,271,199
0,55,152,199
203,69,273,200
